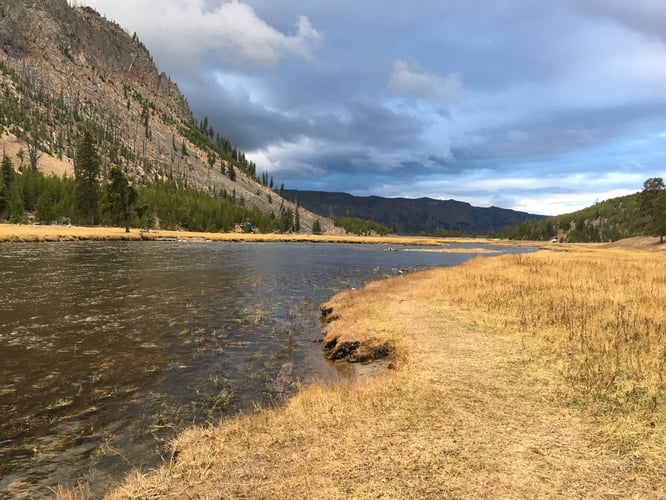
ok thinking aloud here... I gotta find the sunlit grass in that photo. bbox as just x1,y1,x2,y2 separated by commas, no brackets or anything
0,223,448,245
430,249,666,412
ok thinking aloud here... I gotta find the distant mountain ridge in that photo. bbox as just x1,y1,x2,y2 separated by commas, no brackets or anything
285,190,544,235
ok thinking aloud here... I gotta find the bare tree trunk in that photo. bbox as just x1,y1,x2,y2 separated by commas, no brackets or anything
27,138,40,172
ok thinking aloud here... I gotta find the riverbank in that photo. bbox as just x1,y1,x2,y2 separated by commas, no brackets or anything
94,245,666,498
0,222,549,249
0,223,449,246
4,222,662,250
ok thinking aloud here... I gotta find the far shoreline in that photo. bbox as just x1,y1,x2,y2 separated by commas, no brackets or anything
0,222,531,248
2,223,662,253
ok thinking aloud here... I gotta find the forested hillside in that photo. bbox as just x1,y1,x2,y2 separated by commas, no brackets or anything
0,0,332,233
500,193,644,242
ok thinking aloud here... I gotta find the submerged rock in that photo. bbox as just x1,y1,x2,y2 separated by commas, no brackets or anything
271,362,294,393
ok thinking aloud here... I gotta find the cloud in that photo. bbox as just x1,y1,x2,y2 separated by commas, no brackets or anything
185,73,427,154
388,59,462,104
184,72,312,150
200,3,321,67
84,0,321,69
568,0,666,43
80,0,666,215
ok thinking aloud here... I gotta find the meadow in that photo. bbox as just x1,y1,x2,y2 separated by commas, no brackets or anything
54,242,666,498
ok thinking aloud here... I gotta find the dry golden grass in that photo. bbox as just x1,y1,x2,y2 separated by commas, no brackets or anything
50,484,91,500
102,246,666,499
436,250,666,408
0,223,147,242
0,223,452,246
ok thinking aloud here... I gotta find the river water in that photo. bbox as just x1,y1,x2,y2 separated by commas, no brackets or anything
0,240,532,497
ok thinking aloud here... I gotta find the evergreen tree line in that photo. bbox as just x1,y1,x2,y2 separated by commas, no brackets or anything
179,117,258,180
0,131,305,234
334,216,393,236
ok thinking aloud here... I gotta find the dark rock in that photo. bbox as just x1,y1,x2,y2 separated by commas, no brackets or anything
325,339,361,361
271,362,294,393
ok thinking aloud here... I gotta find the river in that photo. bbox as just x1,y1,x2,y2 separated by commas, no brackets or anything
0,240,533,497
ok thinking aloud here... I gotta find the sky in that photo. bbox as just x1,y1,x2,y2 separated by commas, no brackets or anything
78,0,666,215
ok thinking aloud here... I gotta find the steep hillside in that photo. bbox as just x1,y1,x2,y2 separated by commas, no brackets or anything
0,0,333,233
500,193,644,242
286,190,544,235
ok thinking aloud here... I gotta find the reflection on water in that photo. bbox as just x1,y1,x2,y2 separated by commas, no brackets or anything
0,240,532,497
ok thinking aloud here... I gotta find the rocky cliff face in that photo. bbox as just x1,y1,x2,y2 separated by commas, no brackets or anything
0,0,332,233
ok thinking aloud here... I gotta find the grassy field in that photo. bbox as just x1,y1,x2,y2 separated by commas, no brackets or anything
75,244,666,499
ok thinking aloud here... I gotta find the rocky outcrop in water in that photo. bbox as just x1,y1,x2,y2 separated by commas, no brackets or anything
271,362,295,393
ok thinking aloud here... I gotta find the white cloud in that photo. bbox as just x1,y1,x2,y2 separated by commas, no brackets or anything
511,189,637,215
388,59,462,104
82,0,321,69
366,167,646,215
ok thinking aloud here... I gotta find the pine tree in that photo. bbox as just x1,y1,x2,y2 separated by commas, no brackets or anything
1,153,14,187
639,177,666,243
207,150,216,169
105,165,137,232
652,191,666,244
74,130,101,225
279,207,293,232
0,154,14,217
26,128,42,172
8,178,26,223
294,207,300,232
35,189,56,224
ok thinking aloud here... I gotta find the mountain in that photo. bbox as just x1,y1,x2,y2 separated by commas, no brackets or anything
285,190,545,235
499,193,644,242
0,0,332,233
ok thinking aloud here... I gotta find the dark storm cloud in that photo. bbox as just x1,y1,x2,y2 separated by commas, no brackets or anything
182,70,427,153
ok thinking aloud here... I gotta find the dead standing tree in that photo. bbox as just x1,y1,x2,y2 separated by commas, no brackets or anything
26,131,41,171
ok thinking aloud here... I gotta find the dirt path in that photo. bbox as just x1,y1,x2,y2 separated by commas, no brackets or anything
397,304,646,497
